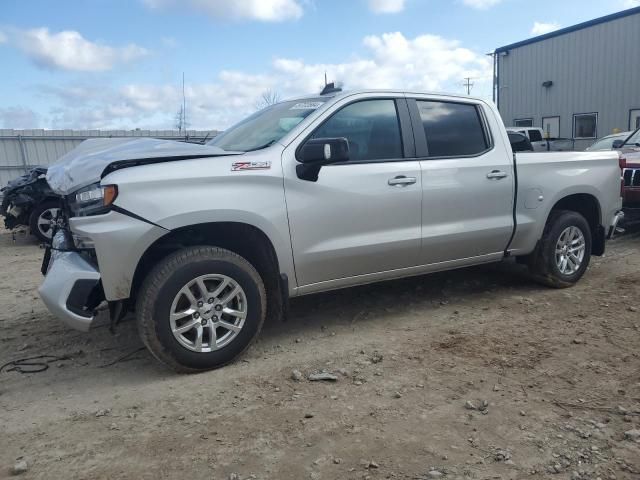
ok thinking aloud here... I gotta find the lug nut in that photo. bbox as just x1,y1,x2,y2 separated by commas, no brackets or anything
208,298,214,304
201,319,207,326
212,315,218,321
197,301,204,308
214,304,222,311
193,312,200,319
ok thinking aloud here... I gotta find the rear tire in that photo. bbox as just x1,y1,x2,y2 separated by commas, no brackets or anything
528,210,592,288
136,246,266,372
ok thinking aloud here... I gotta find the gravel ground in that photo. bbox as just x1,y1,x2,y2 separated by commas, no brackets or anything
0,227,639,480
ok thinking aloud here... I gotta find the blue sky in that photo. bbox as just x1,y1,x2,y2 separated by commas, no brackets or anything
0,0,637,130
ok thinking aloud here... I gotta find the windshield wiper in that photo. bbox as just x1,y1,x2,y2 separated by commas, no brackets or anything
245,140,277,152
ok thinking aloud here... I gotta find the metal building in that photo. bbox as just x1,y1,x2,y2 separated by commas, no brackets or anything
0,129,217,189
494,6,640,150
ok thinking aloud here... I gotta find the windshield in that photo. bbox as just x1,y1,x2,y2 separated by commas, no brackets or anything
623,129,640,147
208,98,328,152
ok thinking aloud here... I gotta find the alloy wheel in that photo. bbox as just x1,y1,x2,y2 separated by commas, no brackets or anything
169,274,247,353
555,226,586,275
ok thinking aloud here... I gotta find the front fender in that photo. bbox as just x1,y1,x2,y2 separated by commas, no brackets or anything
103,153,296,294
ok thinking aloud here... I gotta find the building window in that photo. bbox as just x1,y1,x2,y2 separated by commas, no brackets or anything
573,113,597,139
630,109,640,130
542,116,560,138
514,118,533,127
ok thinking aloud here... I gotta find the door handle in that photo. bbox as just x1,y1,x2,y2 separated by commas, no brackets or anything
388,175,417,186
486,170,508,179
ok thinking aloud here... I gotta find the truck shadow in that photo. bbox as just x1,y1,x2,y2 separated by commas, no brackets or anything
260,259,538,340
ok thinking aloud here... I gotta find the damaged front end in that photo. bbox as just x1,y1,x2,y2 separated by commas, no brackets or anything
1,167,56,230
39,221,106,332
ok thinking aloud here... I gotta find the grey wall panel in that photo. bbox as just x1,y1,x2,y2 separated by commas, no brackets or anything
497,12,640,149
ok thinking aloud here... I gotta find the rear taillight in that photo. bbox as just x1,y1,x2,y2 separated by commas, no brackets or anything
619,155,626,196
619,155,627,169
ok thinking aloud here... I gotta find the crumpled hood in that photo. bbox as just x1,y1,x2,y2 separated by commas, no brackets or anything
46,137,237,195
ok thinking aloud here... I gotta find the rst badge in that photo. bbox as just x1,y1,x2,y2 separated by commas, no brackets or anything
231,161,272,171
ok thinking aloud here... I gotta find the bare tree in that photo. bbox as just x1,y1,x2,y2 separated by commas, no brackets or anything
255,89,281,110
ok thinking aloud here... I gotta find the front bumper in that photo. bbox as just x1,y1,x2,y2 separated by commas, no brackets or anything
38,231,102,331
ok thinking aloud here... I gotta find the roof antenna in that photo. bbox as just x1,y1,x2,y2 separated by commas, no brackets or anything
324,71,327,86
320,81,342,96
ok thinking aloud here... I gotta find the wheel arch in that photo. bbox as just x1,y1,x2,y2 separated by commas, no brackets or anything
547,193,604,255
131,221,286,322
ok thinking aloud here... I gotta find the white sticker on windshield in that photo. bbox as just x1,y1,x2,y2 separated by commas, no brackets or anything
290,102,324,110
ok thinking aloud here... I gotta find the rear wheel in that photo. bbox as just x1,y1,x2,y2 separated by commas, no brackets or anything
136,246,266,372
528,210,591,288
29,200,60,242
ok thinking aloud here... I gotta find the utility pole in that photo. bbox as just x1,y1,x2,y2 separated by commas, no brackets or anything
182,72,187,135
462,77,474,95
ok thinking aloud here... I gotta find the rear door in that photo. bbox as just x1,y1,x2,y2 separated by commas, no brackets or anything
282,95,423,288
407,97,515,265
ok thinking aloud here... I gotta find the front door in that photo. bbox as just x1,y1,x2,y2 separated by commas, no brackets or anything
282,97,422,287
409,98,515,265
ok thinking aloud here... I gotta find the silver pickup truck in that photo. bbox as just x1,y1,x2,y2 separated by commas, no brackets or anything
40,88,623,371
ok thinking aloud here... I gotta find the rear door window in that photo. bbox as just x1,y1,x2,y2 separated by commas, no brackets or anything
416,101,489,157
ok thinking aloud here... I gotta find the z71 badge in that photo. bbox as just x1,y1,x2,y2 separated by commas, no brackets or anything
231,161,272,171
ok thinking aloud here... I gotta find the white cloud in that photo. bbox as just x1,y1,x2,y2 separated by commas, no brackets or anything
161,36,178,48
37,31,491,130
143,0,303,21
368,0,405,14
531,21,560,35
0,31,7,44
11,28,148,71
462,0,502,9
622,0,640,7
0,107,40,128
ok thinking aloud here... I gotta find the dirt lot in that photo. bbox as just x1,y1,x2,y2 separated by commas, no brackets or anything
0,228,639,480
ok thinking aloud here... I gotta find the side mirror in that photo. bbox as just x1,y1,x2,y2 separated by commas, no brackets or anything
296,137,350,181
612,139,625,149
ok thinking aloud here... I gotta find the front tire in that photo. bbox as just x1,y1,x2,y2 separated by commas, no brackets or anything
29,200,60,243
528,210,592,288
136,246,266,372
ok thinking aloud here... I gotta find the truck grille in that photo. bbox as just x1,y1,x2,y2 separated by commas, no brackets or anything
623,168,640,187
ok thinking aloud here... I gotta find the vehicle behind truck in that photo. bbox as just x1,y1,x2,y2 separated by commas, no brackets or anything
506,127,574,152
617,128,640,222
40,88,623,372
